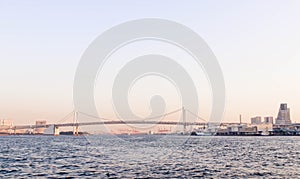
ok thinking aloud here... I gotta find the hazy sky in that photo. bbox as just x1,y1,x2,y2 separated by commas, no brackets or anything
0,0,300,125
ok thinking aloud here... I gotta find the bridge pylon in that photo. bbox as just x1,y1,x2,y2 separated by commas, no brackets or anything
54,125,60,136
73,111,79,136
182,107,186,134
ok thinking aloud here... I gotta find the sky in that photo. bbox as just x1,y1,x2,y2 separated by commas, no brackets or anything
0,0,300,125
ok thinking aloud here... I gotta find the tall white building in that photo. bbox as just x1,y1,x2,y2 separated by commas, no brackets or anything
275,103,291,125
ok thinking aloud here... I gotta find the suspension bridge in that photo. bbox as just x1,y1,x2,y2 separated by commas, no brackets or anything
4,107,220,136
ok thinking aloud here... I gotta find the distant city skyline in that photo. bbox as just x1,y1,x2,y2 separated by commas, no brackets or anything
0,0,300,125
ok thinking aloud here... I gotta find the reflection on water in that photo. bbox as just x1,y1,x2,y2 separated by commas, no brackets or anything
0,135,299,178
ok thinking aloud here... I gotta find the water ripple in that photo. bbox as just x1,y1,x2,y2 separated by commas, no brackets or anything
0,135,300,178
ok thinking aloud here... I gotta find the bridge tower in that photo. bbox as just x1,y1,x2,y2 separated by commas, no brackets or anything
73,111,79,136
182,107,186,134
54,125,60,136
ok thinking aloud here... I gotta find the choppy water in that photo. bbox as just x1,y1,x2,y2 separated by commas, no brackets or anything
0,135,300,178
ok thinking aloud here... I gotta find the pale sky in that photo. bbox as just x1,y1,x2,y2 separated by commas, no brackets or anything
0,0,300,125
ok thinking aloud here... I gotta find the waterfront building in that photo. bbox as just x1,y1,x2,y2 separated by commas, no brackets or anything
275,103,291,125
35,120,47,134
250,116,273,135
0,119,13,134
238,125,257,135
217,124,257,135
44,125,53,135
255,122,273,135
228,125,239,132
0,119,13,126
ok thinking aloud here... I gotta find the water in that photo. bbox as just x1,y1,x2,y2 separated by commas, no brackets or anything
0,135,300,178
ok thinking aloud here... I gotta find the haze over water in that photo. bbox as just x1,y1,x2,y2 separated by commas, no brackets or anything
1,135,299,178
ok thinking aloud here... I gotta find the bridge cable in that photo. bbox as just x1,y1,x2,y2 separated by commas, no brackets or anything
55,110,75,124
77,108,182,122
185,109,208,123
133,108,182,121
77,111,118,121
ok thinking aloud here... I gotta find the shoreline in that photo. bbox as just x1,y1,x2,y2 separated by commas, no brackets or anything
2,133,300,137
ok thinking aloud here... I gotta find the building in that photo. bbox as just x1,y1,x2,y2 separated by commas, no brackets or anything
217,124,257,135
250,116,273,135
35,120,47,134
44,125,54,135
264,116,274,124
275,103,291,125
0,119,13,127
238,125,258,135
0,119,13,134
251,116,262,125
255,122,273,135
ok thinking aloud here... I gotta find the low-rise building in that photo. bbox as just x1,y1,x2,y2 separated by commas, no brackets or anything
0,119,13,127
217,124,258,135
35,120,47,134
0,119,13,134
251,116,273,135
